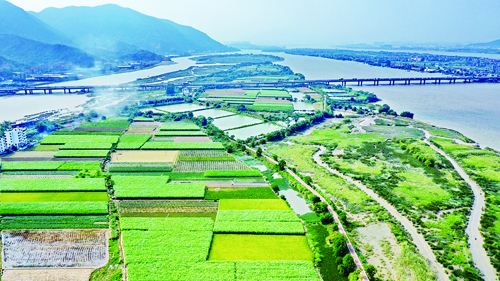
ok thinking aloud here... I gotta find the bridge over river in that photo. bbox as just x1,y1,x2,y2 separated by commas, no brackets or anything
0,76,498,95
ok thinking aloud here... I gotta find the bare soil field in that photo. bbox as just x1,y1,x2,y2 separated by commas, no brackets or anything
2,268,95,281
2,229,108,269
111,150,179,163
174,136,212,143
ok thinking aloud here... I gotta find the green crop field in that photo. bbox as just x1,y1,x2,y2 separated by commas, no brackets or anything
1,192,109,202
120,217,213,231
209,234,313,261
113,176,205,199
57,161,102,171
142,142,224,150
218,199,290,210
160,123,200,131
0,178,106,192
155,131,207,136
204,170,262,177
41,135,120,145
79,121,131,128
31,145,61,151
0,201,109,215
60,142,114,150
108,163,173,173
52,131,124,136
133,117,155,122
257,90,291,98
213,221,305,234
205,187,277,200
249,103,294,112
0,161,64,171
0,215,109,230
117,134,152,149
54,150,110,158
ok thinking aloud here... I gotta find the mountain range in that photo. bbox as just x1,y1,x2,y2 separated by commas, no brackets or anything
0,0,232,73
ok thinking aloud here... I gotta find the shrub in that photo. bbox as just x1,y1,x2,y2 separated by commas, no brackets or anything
320,213,334,225
313,202,328,214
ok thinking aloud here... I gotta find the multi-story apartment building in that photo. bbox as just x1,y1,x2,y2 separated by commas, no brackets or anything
5,128,28,148
0,136,7,154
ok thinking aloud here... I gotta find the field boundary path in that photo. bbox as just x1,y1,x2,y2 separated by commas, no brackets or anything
422,130,498,281
245,145,370,281
311,145,449,281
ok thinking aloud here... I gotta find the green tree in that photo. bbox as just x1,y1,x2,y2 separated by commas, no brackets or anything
313,202,328,213
278,159,286,171
320,213,334,225
342,254,356,275
256,147,262,157
330,232,348,257
365,264,377,280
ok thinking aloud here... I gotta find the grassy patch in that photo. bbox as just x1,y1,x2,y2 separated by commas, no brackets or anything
208,234,313,261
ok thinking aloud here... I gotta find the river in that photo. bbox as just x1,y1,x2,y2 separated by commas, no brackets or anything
256,51,500,151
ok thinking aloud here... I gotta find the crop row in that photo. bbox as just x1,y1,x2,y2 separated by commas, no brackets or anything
160,123,200,131
0,216,109,230
118,200,218,213
216,210,300,222
178,156,235,161
141,142,224,150
204,170,262,177
60,142,114,150
127,261,319,281
52,131,124,136
0,178,106,192
248,104,294,112
0,202,109,215
179,150,231,157
0,161,101,172
116,134,152,150
41,135,120,145
54,150,110,158
213,221,304,234
114,181,206,199
108,163,173,173
205,187,277,200
174,161,250,172
119,217,214,231
155,131,207,136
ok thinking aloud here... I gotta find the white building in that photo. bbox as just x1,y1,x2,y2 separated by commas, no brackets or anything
0,136,7,154
5,128,27,148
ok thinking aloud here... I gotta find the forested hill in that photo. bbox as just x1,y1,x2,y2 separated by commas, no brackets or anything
32,4,233,55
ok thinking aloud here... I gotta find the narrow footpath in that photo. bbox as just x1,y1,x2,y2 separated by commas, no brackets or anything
312,145,449,281
422,130,497,281
245,145,369,281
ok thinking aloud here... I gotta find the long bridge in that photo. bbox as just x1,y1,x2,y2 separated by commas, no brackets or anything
0,76,498,95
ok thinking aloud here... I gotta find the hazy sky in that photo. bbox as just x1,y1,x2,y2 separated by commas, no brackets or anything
8,0,500,47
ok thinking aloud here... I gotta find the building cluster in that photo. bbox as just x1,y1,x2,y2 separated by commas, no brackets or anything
0,128,28,154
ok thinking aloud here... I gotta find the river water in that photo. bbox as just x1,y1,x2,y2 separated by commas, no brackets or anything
1,51,499,151
258,51,500,151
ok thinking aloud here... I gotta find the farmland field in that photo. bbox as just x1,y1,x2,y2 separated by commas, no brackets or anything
111,150,179,162
0,161,64,171
1,192,108,202
108,162,173,172
174,160,251,172
204,170,262,178
0,201,109,215
214,210,304,234
54,150,109,158
208,234,313,261
60,142,114,150
141,142,224,150
0,216,109,230
113,176,206,199
218,199,290,210
41,135,120,145
193,109,235,119
5,151,57,159
116,134,152,149
204,187,277,200
0,178,106,192
151,103,206,113
226,123,282,140
2,229,108,269
155,131,206,136
79,121,131,128
173,136,212,143
117,200,218,214
57,161,101,171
